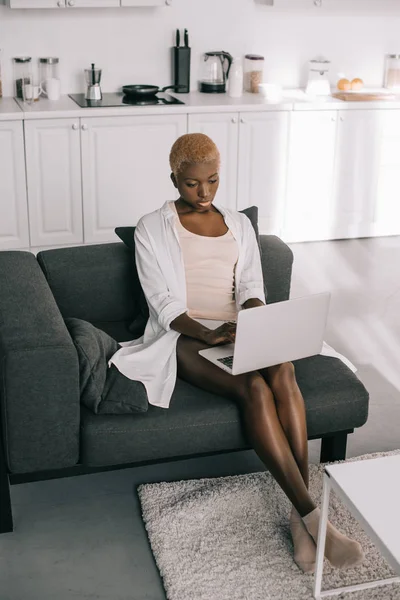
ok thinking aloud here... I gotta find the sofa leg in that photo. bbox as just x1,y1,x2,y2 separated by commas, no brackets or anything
0,441,13,534
320,432,348,463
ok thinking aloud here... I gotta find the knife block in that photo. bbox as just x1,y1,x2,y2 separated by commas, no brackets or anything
173,46,191,94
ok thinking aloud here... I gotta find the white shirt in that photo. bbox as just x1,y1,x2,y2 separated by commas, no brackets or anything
108,200,266,409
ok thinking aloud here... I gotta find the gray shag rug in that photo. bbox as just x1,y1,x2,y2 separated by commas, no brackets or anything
137,450,400,600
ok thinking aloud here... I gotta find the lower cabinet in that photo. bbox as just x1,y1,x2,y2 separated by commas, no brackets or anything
0,121,29,250
188,112,239,211
81,114,187,243
24,118,83,247
189,110,289,235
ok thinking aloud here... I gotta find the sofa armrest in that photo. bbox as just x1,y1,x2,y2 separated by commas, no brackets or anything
259,235,294,304
0,251,80,474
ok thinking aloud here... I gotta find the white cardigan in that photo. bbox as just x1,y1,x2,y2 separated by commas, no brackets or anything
109,200,266,409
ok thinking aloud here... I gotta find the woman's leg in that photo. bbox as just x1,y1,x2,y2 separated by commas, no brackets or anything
176,336,316,518
259,363,310,487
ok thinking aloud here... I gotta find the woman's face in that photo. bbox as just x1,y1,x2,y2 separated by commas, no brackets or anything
171,159,220,212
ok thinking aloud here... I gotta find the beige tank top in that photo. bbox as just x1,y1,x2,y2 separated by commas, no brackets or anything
170,202,239,321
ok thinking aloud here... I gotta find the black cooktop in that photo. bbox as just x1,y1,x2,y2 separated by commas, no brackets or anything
69,92,185,108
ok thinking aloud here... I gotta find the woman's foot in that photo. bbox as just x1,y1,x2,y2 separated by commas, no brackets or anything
290,506,317,573
302,507,365,569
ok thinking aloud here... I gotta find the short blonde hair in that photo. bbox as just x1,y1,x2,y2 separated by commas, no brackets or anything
169,133,220,177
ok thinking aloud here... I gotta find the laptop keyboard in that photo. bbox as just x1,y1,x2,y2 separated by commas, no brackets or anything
217,356,234,369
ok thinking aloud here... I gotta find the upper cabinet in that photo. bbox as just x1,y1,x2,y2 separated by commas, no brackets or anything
6,0,166,7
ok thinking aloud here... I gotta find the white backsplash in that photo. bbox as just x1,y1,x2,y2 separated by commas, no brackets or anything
1,0,400,96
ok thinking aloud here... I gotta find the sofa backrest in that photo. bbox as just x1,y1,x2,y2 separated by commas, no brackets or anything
37,242,137,341
37,235,294,342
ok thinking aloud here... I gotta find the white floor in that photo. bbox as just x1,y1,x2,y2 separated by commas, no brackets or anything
1,236,400,600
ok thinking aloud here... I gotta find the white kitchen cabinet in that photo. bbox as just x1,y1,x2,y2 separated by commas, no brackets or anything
372,110,400,236
188,112,239,211
0,121,29,250
7,0,119,7
332,110,383,239
237,111,289,235
81,114,187,243
282,110,338,243
121,0,167,4
24,119,83,247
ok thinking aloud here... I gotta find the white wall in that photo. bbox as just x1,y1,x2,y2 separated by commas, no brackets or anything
1,0,400,96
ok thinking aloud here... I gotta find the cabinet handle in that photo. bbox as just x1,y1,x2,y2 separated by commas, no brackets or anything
68,0,75,5
81,124,88,131
331,117,336,122
231,117,237,124
57,0,64,5
340,116,344,122
72,123,79,130
240,117,246,124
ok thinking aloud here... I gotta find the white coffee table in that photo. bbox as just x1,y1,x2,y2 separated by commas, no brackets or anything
313,454,400,599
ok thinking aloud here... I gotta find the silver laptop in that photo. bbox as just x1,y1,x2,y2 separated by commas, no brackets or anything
198,292,331,375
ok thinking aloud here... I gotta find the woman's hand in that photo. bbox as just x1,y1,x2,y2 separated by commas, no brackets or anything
201,321,236,346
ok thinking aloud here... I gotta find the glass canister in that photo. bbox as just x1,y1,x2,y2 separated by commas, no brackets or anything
13,56,32,101
384,54,400,90
39,57,61,100
244,54,265,93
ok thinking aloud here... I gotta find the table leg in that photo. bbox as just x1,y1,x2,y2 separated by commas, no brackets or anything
313,471,331,600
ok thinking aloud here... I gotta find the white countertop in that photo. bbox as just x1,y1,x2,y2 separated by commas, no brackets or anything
0,97,24,121
3,88,400,121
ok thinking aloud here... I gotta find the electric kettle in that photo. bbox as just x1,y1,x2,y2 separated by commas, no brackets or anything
199,51,233,93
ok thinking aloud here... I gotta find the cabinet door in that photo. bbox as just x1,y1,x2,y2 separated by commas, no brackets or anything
0,121,29,250
373,110,400,236
9,0,65,7
121,0,166,5
81,114,187,243
25,119,83,247
333,110,383,239
188,112,239,211
282,111,338,243
68,0,119,6
237,111,289,236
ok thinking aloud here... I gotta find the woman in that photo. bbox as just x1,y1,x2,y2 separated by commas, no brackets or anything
110,133,364,574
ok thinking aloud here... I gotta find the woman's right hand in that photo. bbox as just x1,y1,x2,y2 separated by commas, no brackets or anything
201,322,236,346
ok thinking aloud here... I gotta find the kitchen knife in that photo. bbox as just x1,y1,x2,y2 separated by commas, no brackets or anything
176,29,180,47
184,29,189,47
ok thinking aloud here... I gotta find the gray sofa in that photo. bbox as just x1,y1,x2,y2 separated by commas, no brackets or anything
0,235,369,534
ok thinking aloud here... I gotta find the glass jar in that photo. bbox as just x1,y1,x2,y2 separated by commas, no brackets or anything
39,57,60,84
244,54,265,93
13,57,32,101
384,54,400,90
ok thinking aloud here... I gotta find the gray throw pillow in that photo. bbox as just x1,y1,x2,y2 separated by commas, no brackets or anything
115,205,264,336
65,317,148,414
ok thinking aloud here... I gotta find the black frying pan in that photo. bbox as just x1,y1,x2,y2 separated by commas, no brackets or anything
122,84,184,98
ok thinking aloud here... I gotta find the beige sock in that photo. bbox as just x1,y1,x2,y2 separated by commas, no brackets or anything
290,506,317,574
302,507,365,569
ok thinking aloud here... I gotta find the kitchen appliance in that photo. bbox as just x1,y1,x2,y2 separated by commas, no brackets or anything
172,28,191,94
85,64,102,101
306,57,331,96
244,54,265,93
39,57,61,101
69,92,185,108
199,51,233,93
384,54,400,90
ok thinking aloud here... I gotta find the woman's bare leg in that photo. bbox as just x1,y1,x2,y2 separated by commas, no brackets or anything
260,363,310,488
176,336,316,517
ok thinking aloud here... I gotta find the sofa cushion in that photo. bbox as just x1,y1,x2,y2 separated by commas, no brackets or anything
79,354,369,467
115,205,263,336
65,318,148,414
